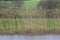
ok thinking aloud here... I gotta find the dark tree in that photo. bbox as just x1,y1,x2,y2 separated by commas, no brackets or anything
0,0,24,8
0,0,23,1
37,0,60,9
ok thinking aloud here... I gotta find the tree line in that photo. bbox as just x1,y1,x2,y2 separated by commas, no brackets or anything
0,0,60,18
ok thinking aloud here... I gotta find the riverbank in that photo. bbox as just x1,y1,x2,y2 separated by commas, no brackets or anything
0,29,60,35
0,18,60,35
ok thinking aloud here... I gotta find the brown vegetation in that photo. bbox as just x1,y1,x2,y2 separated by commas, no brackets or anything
0,7,60,18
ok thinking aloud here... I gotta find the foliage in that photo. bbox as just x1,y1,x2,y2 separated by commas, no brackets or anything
37,0,60,9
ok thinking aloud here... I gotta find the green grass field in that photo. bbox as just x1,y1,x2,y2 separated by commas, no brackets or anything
0,18,60,34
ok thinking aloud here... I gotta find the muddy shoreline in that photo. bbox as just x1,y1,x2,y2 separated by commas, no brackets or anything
0,30,60,35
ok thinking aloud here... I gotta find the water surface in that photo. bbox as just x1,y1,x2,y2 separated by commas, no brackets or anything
0,35,60,40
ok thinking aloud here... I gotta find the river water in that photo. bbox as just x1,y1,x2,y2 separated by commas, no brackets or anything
0,35,60,40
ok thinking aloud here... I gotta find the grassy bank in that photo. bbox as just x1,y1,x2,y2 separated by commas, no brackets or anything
0,18,60,34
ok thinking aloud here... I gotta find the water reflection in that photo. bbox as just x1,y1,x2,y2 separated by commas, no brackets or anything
0,35,60,40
